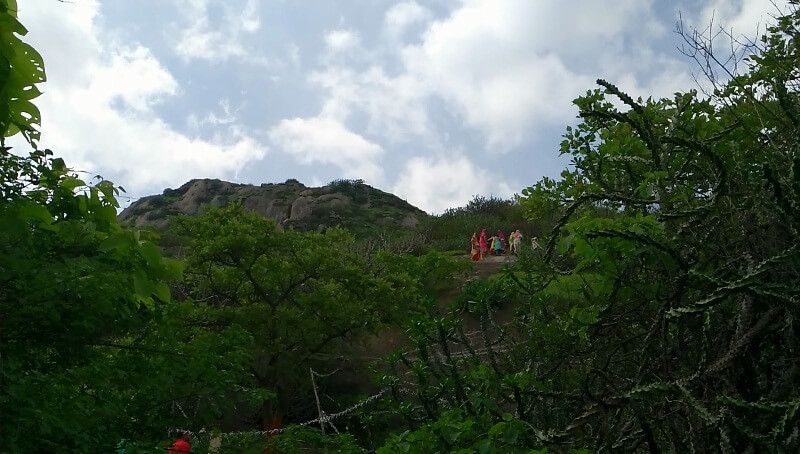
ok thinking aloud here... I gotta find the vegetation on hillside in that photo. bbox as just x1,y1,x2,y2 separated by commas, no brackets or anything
3,0,800,452
171,204,462,425
372,6,800,452
120,176,427,239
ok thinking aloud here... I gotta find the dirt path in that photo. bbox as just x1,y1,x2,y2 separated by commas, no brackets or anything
470,254,518,280
323,253,520,423
357,254,518,358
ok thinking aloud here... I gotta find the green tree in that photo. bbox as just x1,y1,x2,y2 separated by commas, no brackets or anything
516,6,800,451
173,204,440,427
1,3,268,451
0,0,45,147
380,4,800,452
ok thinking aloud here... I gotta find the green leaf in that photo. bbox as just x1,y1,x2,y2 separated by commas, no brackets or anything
153,282,171,302
5,0,20,20
132,270,154,298
474,439,493,454
503,425,520,444
8,83,41,101
99,232,130,252
557,234,574,254
18,199,53,225
10,41,46,83
0,11,25,35
439,426,462,444
137,241,163,269
95,204,118,223
489,422,506,438
60,176,85,192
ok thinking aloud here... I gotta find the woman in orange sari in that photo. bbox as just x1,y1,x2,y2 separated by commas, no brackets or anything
470,233,481,261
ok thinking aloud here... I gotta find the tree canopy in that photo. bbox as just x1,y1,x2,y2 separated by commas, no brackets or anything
172,204,454,425
1,2,265,451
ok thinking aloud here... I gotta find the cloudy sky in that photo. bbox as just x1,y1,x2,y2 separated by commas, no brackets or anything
15,0,787,213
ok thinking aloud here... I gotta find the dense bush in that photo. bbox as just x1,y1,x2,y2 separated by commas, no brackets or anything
373,7,800,452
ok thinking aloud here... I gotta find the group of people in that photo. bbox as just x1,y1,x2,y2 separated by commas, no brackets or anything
470,228,523,261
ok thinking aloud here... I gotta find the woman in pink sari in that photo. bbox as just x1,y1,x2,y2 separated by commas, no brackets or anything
479,229,488,257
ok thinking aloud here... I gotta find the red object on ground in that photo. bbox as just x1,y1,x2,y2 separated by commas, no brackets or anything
261,415,282,454
168,437,191,453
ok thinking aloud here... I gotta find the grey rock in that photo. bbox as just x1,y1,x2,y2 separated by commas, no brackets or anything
119,178,426,234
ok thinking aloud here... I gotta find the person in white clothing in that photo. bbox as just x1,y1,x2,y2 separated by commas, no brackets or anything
511,229,523,255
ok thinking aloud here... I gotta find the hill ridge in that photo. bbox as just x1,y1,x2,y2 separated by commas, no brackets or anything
119,178,426,234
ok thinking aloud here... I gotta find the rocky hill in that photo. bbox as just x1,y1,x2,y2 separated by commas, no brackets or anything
118,178,427,235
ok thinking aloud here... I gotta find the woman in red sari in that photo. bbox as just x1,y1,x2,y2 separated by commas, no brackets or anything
479,229,488,257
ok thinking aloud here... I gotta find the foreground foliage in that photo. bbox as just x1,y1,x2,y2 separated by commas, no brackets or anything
373,5,800,452
1,3,268,451
173,205,461,427
4,0,800,452
0,106,269,453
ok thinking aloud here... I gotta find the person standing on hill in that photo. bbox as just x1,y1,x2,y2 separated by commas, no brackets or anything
497,230,506,253
512,229,523,255
168,432,191,453
479,229,488,257
508,230,517,254
470,233,481,261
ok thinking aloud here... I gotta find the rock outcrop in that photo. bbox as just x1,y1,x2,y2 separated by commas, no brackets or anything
118,178,427,234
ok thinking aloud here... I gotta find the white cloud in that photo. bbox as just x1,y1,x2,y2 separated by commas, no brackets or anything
88,46,178,113
697,0,789,42
287,43,301,68
268,116,384,183
186,99,238,131
665,0,790,90
279,0,703,213
309,66,431,142
407,45,592,147
17,0,266,200
393,154,513,214
174,0,266,64
21,0,777,215
397,0,672,149
306,0,691,155
324,29,360,53
239,0,261,32
271,0,763,212
385,1,431,36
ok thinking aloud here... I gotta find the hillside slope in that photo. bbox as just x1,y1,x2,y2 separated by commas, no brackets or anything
119,178,427,234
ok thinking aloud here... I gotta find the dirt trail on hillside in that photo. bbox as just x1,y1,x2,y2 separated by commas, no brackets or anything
470,254,517,279
359,254,518,358
321,254,519,422
435,254,517,310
